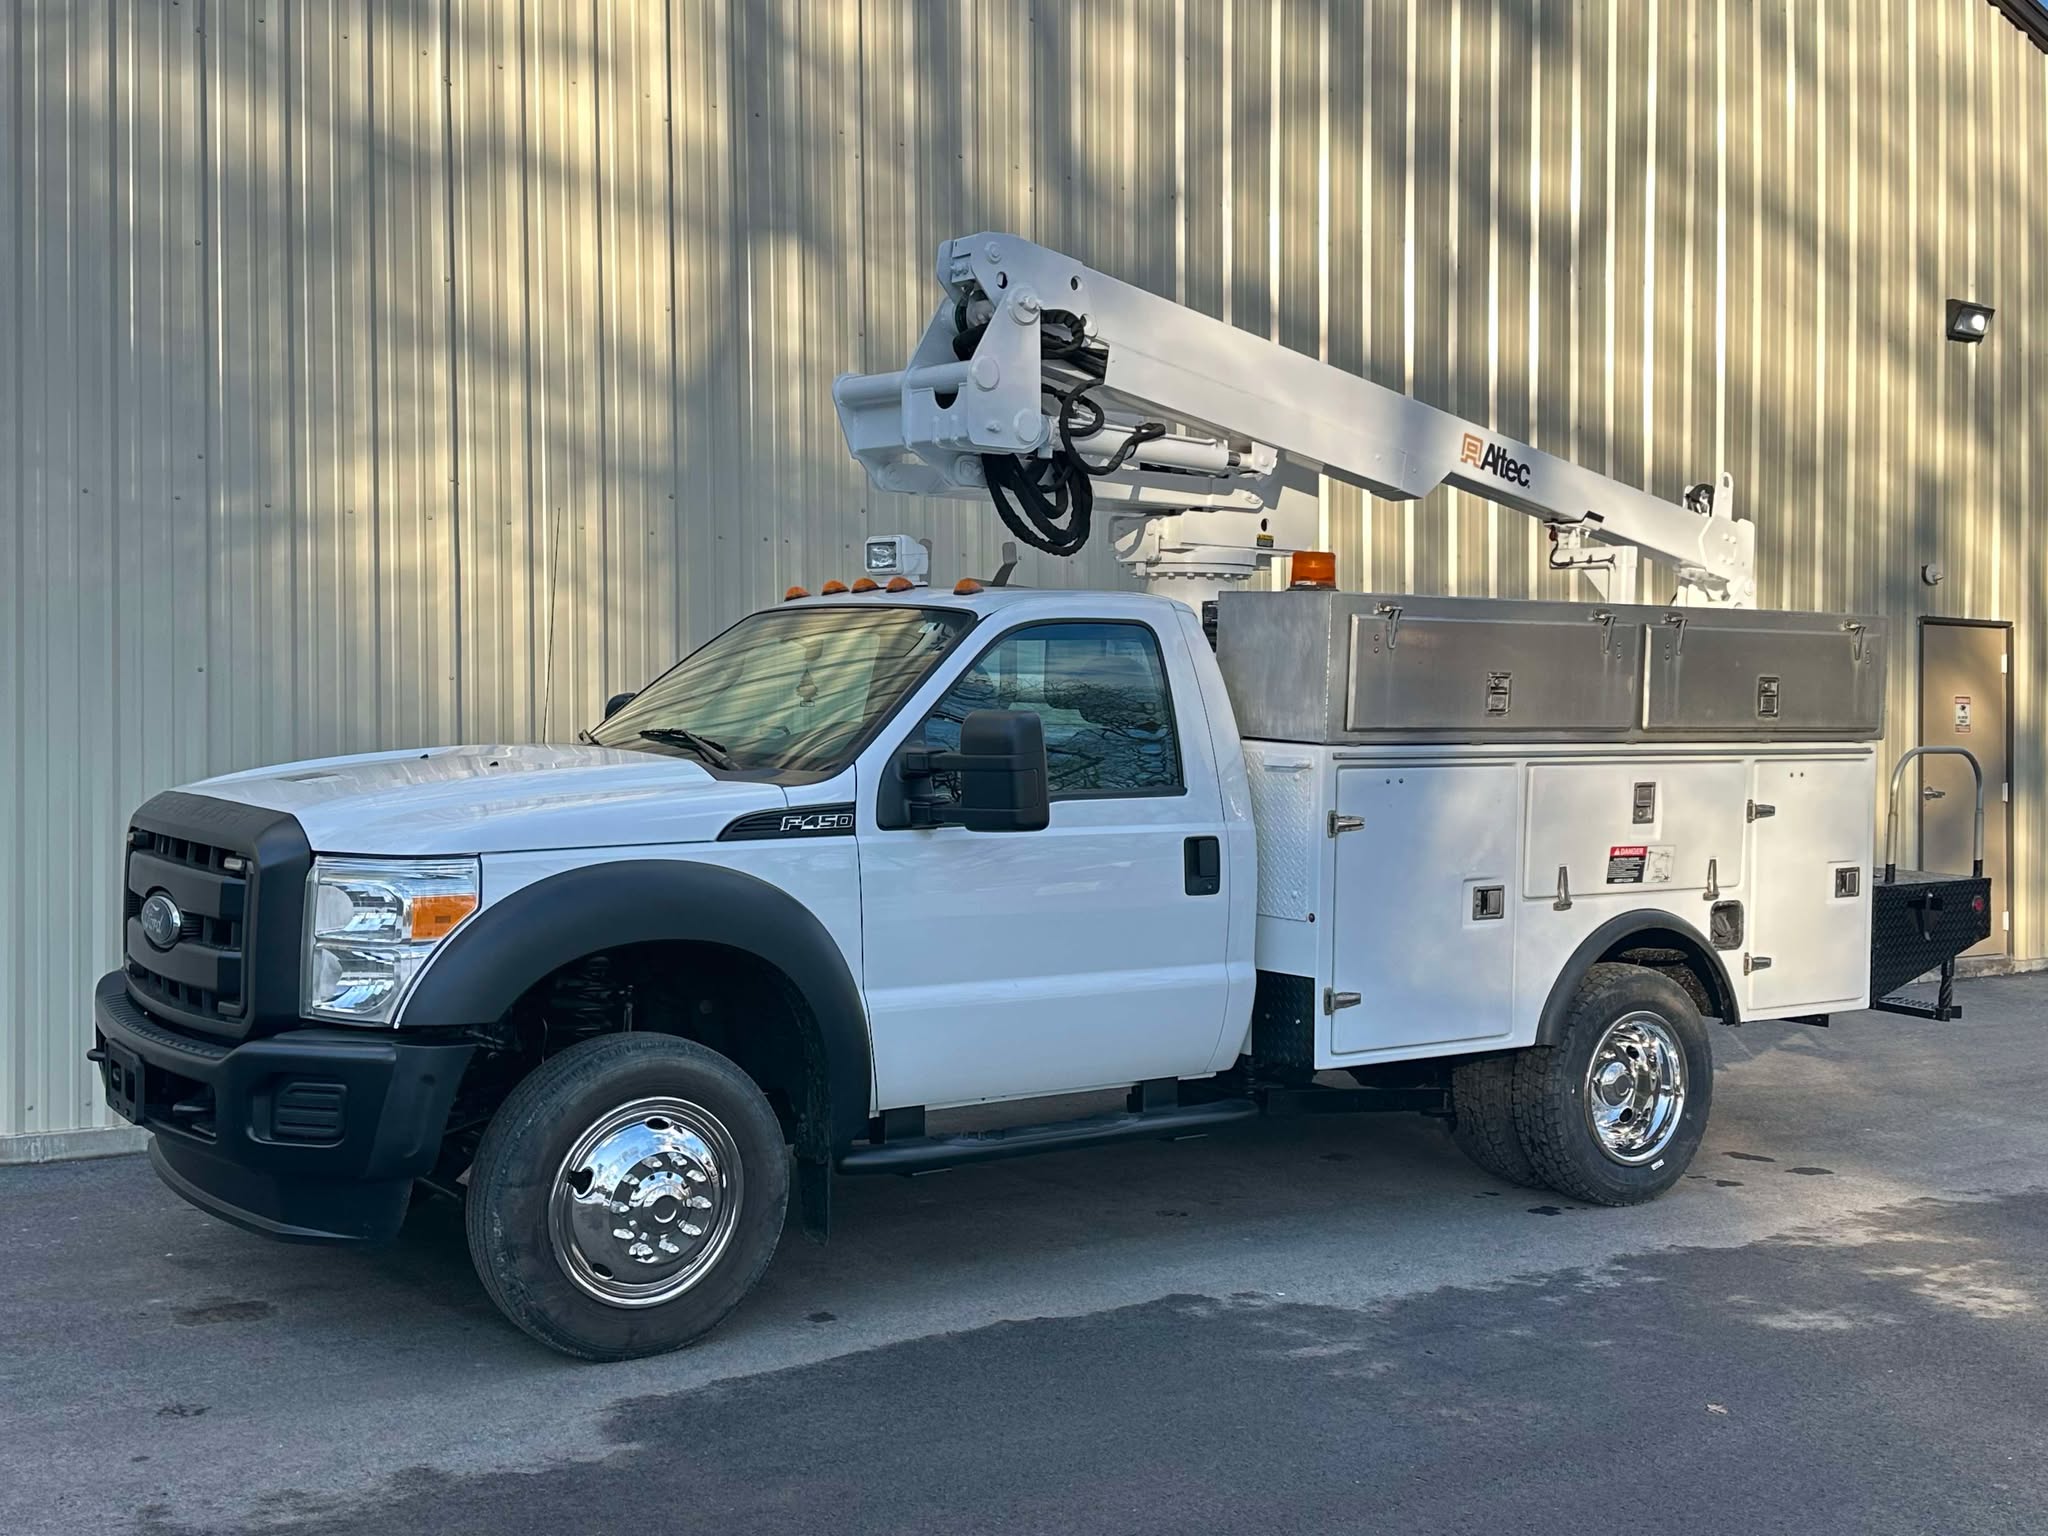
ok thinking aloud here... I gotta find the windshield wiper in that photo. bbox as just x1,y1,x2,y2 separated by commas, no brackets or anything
635,726,736,770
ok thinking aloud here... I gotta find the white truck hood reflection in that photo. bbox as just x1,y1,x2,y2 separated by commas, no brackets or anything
188,744,788,854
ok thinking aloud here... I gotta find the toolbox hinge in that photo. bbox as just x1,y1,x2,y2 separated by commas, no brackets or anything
1744,954,1773,974
1323,988,1362,1014
1328,812,1364,837
1746,800,1776,822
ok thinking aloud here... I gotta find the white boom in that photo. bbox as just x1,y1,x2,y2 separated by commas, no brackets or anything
835,234,1755,610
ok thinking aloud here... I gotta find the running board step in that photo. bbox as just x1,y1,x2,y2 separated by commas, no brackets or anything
836,1098,1259,1176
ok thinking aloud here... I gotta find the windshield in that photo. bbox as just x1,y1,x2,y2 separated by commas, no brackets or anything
591,604,974,778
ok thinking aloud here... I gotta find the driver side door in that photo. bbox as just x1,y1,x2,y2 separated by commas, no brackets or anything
857,617,1234,1110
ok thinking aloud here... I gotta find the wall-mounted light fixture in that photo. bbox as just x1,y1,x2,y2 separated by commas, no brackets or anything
1946,298,1994,344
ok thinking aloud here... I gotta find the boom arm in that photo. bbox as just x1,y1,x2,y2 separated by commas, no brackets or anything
835,234,1754,608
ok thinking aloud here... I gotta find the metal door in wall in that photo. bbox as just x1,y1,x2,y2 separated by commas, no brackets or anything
1919,620,2012,957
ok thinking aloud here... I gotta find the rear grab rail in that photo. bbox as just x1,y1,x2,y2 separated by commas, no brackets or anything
1883,745,1984,884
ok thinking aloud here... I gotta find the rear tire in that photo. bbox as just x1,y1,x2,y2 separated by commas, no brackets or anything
466,1032,789,1361
1512,962,1712,1206
1448,1056,1544,1188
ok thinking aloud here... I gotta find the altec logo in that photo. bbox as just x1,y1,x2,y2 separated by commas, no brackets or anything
1459,432,1533,489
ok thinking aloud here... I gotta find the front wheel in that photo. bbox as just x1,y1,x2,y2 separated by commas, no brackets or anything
465,1033,789,1360
1511,962,1712,1206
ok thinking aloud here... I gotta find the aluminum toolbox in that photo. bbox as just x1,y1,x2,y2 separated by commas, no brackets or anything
1643,609,1885,738
1215,590,1886,743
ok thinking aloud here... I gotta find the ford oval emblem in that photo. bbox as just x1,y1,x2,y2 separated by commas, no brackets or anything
140,891,185,950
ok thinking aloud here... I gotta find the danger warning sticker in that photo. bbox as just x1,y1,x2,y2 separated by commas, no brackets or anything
1607,844,1676,884
1954,695,1972,734
1607,846,1648,883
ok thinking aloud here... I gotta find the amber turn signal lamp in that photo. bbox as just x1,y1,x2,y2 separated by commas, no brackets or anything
410,892,479,941
1289,550,1337,589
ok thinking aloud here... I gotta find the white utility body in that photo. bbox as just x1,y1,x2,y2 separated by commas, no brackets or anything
1244,739,1878,1055
92,233,1988,1362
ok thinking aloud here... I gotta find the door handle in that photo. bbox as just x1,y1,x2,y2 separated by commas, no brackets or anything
1184,836,1222,896
1922,786,1947,801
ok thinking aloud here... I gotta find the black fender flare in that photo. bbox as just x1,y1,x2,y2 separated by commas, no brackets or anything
398,860,873,1154
1533,910,1741,1045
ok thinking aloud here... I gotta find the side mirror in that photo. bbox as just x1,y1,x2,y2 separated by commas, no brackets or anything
950,709,1051,832
603,690,637,720
889,708,1050,832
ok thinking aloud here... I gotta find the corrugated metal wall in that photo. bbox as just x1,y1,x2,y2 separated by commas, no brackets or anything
4,0,2043,1151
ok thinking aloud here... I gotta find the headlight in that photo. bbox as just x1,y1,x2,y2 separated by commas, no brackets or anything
302,857,480,1024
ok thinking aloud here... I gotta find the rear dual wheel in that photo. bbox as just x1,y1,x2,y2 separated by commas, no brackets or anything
1449,962,1712,1206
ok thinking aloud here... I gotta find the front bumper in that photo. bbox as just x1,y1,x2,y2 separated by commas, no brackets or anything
92,970,473,1244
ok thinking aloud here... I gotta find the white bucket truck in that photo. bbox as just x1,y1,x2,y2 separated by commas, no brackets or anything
93,236,1987,1358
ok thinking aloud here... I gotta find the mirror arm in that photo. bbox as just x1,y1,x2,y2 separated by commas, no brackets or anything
893,746,953,829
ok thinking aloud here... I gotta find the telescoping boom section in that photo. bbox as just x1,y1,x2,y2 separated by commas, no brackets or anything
834,234,1755,609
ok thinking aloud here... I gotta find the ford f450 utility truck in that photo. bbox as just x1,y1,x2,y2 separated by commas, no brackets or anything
93,235,1990,1359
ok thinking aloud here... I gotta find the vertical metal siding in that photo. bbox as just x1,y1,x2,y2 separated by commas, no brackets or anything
3,0,2044,1147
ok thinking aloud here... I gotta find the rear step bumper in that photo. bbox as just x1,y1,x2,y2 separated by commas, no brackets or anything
1869,869,1993,1021
837,1098,1260,1176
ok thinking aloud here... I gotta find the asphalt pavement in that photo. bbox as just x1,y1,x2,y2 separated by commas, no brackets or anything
4,974,2045,1535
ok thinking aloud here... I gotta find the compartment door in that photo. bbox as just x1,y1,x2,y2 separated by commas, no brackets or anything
1328,764,1518,1056
1746,756,1875,1013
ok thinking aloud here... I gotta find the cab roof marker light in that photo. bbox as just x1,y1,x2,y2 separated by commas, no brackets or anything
784,585,811,601
820,579,849,595
954,578,984,595
851,577,881,593
885,576,915,592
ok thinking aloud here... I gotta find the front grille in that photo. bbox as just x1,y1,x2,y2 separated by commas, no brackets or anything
121,790,312,1041
125,828,250,1023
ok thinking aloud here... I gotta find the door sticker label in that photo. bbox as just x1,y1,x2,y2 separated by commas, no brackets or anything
1954,694,1972,734
1606,844,1674,884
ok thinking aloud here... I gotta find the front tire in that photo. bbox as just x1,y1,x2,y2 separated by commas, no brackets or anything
465,1033,789,1361
1512,962,1712,1206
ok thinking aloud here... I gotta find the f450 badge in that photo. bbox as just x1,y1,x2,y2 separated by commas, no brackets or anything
718,804,857,841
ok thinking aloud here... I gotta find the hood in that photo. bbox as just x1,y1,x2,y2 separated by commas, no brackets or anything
188,744,788,854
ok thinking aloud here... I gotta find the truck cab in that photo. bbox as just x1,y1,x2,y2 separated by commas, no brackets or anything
94,581,1266,1358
